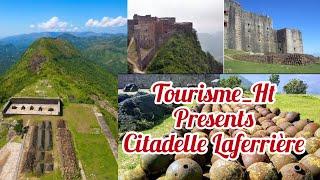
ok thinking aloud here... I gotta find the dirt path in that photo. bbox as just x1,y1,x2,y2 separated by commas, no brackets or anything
93,107,118,159
224,55,236,61
78,160,87,180
0,142,23,179
91,95,117,119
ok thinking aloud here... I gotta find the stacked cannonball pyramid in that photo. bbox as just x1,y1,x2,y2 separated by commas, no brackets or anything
121,104,320,180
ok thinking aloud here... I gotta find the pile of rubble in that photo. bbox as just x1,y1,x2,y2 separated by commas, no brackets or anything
56,120,80,180
234,53,318,66
121,103,320,180
20,120,54,175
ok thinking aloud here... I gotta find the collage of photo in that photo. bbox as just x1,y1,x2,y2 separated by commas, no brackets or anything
0,0,319,180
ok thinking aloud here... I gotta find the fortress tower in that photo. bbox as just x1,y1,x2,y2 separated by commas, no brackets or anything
224,0,303,54
128,14,193,71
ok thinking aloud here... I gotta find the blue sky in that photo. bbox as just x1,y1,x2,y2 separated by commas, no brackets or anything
0,0,127,37
239,0,320,56
234,74,320,95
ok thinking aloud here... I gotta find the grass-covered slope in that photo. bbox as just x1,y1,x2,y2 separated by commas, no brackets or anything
58,33,127,74
0,38,117,106
146,32,223,73
224,49,320,73
0,43,23,75
268,94,320,123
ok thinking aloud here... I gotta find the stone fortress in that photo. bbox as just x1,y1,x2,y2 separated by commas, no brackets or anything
224,0,303,54
128,14,194,72
2,97,61,116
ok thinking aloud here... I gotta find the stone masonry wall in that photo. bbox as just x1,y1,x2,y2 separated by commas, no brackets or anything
225,0,303,54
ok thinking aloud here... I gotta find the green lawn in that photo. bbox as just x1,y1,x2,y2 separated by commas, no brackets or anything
64,104,117,180
224,49,320,73
269,94,320,123
0,127,8,148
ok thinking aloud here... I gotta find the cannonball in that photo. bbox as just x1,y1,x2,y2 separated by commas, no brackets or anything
280,163,312,180
209,160,245,180
247,162,278,180
140,154,173,176
300,154,320,178
305,137,320,154
304,123,320,134
166,158,202,180
241,153,269,168
293,119,310,132
270,154,297,172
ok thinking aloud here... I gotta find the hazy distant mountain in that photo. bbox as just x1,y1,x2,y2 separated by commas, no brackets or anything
0,32,126,49
0,32,127,75
197,32,223,63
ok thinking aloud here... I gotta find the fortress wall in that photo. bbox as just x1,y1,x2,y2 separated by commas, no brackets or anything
225,0,303,54
276,29,287,53
128,19,138,43
118,74,220,89
241,12,276,53
134,23,156,49
287,29,303,54
224,0,242,50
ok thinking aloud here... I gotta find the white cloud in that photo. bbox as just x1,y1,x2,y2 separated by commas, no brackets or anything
85,16,127,28
128,0,223,33
36,16,69,31
30,24,35,28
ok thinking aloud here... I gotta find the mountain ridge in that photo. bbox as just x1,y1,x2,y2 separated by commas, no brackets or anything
0,32,127,75
0,38,117,106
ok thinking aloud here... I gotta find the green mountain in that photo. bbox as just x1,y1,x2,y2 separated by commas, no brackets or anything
0,38,117,106
146,31,223,73
0,43,24,75
57,33,127,74
0,32,127,75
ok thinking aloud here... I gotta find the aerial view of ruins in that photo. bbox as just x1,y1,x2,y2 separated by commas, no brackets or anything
224,0,320,73
128,14,222,74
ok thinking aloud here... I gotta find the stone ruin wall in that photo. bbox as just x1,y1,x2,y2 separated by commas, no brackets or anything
225,0,303,54
128,15,194,71
20,121,54,175
56,120,80,179
2,97,62,117
233,53,317,66
277,29,303,54
118,74,220,89
241,12,276,53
